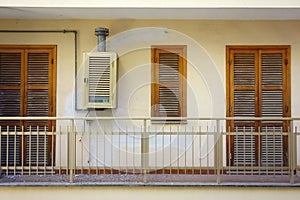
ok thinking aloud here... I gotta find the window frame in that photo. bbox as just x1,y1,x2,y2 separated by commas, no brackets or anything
0,45,57,167
151,45,187,122
226,45,291,166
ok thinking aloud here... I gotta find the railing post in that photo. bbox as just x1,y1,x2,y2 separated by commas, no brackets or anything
68,119,76,183
289,120,295,184
215,119,222,184
142,119,149,182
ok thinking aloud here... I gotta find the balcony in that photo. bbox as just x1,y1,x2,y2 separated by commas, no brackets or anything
0,117,299,186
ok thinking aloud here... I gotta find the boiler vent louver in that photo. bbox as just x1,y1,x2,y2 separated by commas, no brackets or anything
84,27,117,109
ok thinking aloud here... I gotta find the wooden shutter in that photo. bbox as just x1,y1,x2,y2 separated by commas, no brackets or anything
0,51,23,166
151,46,186,121
260,50,288,166
226,46,290,167
230,50,258,166
25,50,54,166
0,46,56,167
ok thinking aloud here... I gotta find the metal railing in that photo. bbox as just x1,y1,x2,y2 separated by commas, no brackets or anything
0,117,299,184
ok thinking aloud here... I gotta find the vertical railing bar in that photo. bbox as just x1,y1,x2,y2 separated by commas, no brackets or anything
216,119,221,184
258,126,261,176
280,126,283,176
66,125,69,176
192,126,195,175
13,126,16,176
162,126,165,174
142,119,148,182
206,125,209,175
250,126,253,176
126,126,128,175
266,127,269,175
44,126,47,176
80,131,83,174
228,126,231,175
96,130,99,175
118,127,121,175
177,126,179,175
51,126,54,175
133,126,136,174
58,126,61,175
289,120,295,184
293,123,297,182
5,126,8,176
234,126,237,174
88,129,91,175
37,126,39,175
110,126,113,175
184,126,187,174
69,119,75,183
29,126,32,176
199,125,202,175
273,126,276,175
103,127,106,175
169,125,172,174
214,124,217,175
243,126,246,175
155,125,157,175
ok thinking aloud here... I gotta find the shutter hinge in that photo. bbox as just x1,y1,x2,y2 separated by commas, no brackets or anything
229,59,232,66
51,59,54,64
285,59,288,65
286,105,289,113
154,56,157,63
229,153,232,160
229,105,232,113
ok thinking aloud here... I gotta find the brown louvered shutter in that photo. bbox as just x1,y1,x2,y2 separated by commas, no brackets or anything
260,50,288,166
231,50,258,166
227,46,290,167
151,46,186,121
0,46,56,167
0,50,23,166
25,50,53,166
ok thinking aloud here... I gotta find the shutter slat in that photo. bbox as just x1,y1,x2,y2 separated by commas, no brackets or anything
0,90,20,117
27,90,49,119
159,53,179,84
262,53,283,87
159,87,179,116
234,90,255,117
234,53,255,86
28,53,49,85
0,53,21,86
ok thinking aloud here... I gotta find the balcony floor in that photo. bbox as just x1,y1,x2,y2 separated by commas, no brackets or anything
1,174,300,186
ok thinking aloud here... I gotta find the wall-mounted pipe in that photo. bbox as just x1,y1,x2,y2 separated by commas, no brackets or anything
0,29,84,111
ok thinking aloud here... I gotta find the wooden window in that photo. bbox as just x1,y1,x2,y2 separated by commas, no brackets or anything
226,46,290,167
151,45,187,121
0,45,56,166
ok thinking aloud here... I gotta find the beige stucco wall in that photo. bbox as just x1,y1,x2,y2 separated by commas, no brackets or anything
0,186,300,200
1,19,300,167
1,18,300,199
1,19,300,118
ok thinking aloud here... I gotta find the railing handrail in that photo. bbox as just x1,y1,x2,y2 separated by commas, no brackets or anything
0,116,299,121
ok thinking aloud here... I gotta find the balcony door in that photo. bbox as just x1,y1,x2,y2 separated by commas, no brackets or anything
226,46,290,167
0,45,56,167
